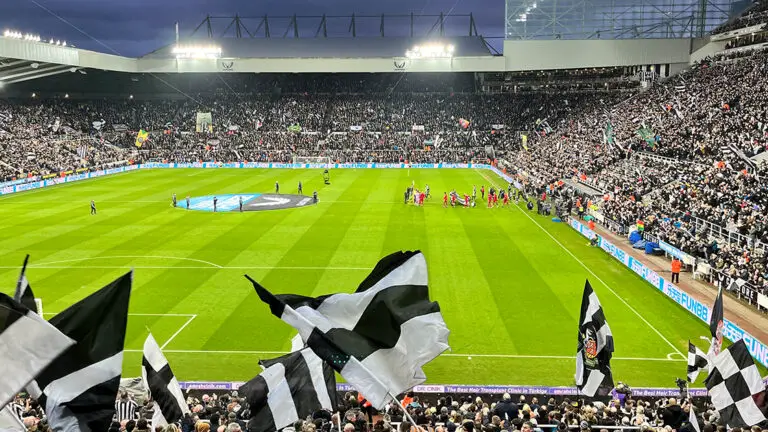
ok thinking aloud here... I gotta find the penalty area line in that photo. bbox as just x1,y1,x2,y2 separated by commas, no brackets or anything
475,169,685,358
161,314,197,350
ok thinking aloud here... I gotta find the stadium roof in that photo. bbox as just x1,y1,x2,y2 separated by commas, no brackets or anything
142,36,493,59
0,56,81,85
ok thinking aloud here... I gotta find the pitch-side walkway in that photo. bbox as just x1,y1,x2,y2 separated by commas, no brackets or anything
593,225,768,344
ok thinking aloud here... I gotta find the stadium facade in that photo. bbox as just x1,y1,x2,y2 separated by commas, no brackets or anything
0,9,752,94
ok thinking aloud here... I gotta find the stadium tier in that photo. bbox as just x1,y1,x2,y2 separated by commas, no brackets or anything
3,2,768,432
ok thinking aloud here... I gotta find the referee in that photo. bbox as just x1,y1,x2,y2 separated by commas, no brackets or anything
115,393,138,422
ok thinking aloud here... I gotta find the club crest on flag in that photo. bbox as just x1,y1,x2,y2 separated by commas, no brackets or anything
583,327,599,362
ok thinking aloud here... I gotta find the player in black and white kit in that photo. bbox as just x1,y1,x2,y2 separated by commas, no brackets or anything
298,181,303,195
275,181,280,194
239,196,243,212
425,184,430,199
186,195,190,209
213,196,218,213
90,200,97,215
172,193,177,208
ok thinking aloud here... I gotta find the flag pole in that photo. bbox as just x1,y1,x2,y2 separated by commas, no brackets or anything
389,392,419,429
336,411,342,432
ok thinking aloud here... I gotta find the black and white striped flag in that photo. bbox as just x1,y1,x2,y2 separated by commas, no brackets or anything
709,286,724,358
0,405,25,431
248,250,450,409
14,255,37,314
689,405,703,432
76,146,87,159
575,280,614,397
0,293,74,412
688,341,709,383
28,271,133,432
142,333,189,427
239,348,336,432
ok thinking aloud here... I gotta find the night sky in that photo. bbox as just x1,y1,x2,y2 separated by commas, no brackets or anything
1,0,505,57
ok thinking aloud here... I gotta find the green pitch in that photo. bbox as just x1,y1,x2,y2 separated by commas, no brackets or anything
0,168,713,387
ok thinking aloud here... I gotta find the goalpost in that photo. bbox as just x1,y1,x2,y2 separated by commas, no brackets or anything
35,298,44,316
293,156,332,168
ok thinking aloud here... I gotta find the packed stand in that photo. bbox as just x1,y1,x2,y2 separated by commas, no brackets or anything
7,388,734,432
712,0,768,34
501,46,768,295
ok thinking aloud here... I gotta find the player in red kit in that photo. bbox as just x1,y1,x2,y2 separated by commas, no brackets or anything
487,193,493,208
503,192,509,206
464,195,470,207
451,192,457,207
419,192,425,206
493,193,499,206
443,192,448,207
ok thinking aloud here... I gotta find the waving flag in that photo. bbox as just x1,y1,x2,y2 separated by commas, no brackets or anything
575,280,614,397
248,250,450,409
135,130,149,148
687,341,708,383
705,340,766,427
142,333,189,427
239,348,336,432
0,294,74,411
458,118,470,129
14,255,36,314
709,286,724,357
28,272,132,432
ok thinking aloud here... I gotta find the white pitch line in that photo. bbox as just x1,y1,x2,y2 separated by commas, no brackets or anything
120,348,684,362
43,312,196,317
476,169,686,358
5,265,372,270
33,255,223,268
160,315,197,350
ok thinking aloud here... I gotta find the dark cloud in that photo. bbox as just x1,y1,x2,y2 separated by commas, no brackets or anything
4,0,503,56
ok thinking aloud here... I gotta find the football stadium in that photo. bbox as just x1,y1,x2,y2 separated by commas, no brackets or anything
2,1,768,430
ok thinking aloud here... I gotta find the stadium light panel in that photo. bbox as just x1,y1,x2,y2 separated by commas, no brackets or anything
172,45,222,59
64,93,69,98
31,93,36,98
405,43,454,59
4,30,45,43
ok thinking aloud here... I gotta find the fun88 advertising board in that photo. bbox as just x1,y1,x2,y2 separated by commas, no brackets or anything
567,218,768,368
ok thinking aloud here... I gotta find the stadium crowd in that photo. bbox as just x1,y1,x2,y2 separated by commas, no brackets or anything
503,45,768,295
712,0,768,34
10,388,730,432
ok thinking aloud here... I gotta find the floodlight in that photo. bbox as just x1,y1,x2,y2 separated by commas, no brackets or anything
172,44,222,59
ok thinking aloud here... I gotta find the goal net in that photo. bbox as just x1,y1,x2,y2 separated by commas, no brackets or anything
293,156,332,168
